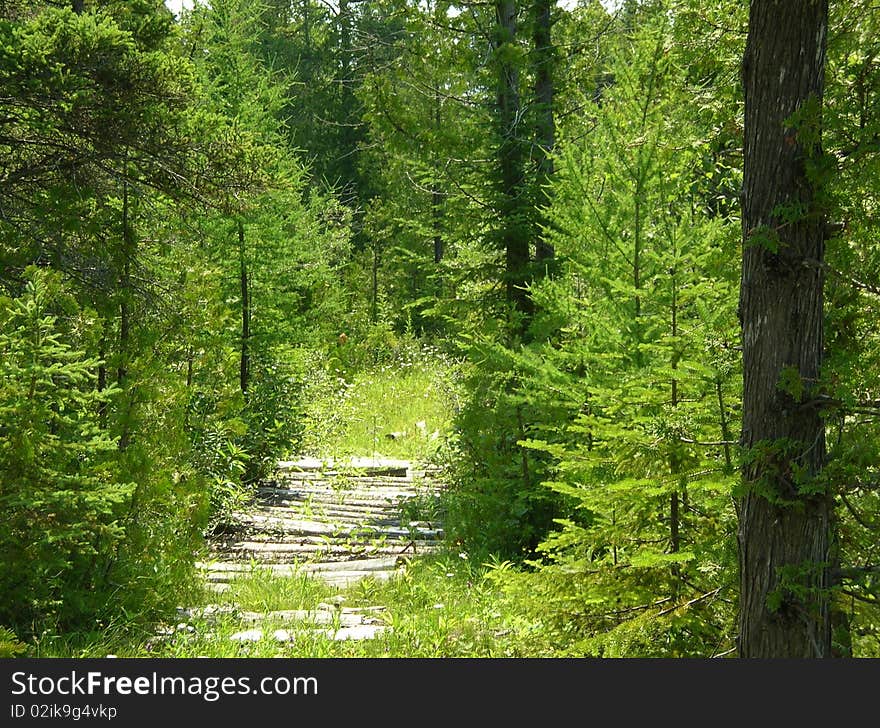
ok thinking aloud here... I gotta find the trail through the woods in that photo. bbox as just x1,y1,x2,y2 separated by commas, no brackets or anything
190,457,444,643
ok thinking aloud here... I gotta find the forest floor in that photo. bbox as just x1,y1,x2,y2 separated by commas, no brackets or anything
36,454,537,658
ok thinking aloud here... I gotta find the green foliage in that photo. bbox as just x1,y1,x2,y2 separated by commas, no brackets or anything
2,0,879,659
301,339,461,461
0,627,27,658
353,0,497,337
0,268,207,636
0,270,132,630
239,357,305,482
176,0,356,524
219,566,334,615
819,0,880,649
34,555,559,658
0,1,208,637
442,345,574,561
0,1,193,277
450,11,744,655
185,389,250,521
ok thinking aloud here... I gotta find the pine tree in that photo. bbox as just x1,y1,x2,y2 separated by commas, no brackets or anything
0,270,132,629
501,14,742,656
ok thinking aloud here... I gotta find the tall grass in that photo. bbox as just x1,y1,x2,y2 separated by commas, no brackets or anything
33,556,559,658
299,343,462,461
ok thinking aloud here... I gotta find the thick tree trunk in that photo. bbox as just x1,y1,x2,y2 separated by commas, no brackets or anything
738,0,831,658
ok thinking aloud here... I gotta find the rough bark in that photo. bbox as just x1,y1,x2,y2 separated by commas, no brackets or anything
737,0,831,658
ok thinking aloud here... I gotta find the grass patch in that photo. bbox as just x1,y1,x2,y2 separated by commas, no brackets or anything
300,345,462,462
219,565,334,613
26,345,554,658
28,556,561,658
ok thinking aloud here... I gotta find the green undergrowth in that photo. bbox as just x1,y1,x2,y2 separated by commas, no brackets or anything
32,555,564,658
299,344,462,463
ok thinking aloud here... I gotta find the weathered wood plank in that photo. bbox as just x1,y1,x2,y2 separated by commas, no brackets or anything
200,458,444,614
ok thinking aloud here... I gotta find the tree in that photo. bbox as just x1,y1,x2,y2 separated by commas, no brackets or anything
0,0,211,634
492,0,533,334
530,0,556,268
184,0,353,487
496,13,741,656
820,0,880,656
0,269,131,629
737,0,832,657
355,0,493,337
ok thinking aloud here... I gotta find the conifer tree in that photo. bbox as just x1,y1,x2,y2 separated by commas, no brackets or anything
0,270,131,629
499,13,742,656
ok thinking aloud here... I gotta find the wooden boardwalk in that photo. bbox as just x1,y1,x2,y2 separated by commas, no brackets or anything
200,458,444,592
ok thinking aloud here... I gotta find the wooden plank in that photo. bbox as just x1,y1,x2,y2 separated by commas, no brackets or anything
317,625,388,641
200,456,445,594
238,610,381,627
221,515,444,540
277,457,413,477
215,542,441,558
199,556,399,574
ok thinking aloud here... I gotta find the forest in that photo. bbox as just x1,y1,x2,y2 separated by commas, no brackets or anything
0,0,878,659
